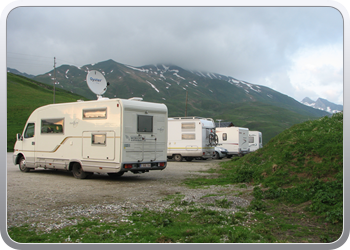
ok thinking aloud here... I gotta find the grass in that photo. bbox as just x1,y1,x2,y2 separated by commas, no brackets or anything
8,195,342,243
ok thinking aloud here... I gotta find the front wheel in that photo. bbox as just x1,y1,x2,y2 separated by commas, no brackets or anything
215,152,221,159
18,157,31,172
72,163,90,179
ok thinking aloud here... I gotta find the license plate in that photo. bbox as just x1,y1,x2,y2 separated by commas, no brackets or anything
140,163,151,168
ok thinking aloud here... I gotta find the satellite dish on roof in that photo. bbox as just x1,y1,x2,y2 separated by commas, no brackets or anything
86,70,108,99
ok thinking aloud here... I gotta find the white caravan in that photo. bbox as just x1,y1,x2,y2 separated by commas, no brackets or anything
13,98,168,179
167,117,218,161
216,127,250,157
249,131,263,152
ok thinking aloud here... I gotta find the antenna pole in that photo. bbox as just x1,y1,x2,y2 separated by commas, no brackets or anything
53,57,56,104
185,90,188,117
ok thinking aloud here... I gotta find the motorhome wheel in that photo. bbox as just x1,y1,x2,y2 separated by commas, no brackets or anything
174,154,183,162
72,163,89,179
18,156,31,172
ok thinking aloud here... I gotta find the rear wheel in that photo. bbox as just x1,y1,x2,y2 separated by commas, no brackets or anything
72,163,89,179
174,154,183,162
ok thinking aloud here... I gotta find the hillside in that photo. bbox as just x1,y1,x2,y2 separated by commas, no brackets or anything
7,73,88,151
33,59,329,118
8,70,326,149
202,112,343,224
30,59,331,144
185,112,343,241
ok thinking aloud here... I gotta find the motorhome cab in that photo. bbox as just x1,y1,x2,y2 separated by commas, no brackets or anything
13,98,168,179
216,127,250,157
249,131,263,152
167,117,218,161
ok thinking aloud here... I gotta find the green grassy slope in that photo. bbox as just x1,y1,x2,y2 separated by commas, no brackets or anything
188,112,343,224
7,73,88,151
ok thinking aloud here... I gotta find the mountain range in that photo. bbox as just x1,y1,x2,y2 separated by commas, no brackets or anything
7,59,332,144
301,97,343,114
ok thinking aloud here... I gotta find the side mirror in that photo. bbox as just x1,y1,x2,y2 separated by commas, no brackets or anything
16,133,23,141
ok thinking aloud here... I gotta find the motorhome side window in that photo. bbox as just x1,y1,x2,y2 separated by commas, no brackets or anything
137,115,153,132
249,136,254,143
182,134,195,140
83,108,107,119
182,122,195,130
92,134,106,145
24,123,35,138
41,119,64,134
222,133,227,141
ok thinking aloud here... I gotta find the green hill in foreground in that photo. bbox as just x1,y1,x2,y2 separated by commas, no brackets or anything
186,112,343,241
7,73,88,151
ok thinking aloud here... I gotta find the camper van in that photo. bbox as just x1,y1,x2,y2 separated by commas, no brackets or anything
216,127,250,157
249,131,263,152
13,98,168,179
167,117,218,161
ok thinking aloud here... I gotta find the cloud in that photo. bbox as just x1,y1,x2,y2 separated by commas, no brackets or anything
6,6,344,104
288,45,343,104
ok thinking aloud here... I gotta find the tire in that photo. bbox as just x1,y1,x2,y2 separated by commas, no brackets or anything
108,172,124,178
214,152,221,159
174,154,183,162
72,163,89,179
18,156,31,172
184,157,193,162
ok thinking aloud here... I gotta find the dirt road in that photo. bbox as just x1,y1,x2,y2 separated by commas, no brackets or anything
7,153,251,229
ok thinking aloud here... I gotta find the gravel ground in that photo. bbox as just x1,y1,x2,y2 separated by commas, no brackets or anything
7,153,253,231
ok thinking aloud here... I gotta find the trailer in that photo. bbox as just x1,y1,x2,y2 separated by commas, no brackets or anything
13,98,168,179
249,131,263,152
167,117,218,161
216,127,250,157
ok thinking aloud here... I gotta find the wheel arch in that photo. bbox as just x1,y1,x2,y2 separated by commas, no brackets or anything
14,153,25,165
68,160,83,171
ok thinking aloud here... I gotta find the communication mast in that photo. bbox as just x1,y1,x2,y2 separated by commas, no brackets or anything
53,57,56,104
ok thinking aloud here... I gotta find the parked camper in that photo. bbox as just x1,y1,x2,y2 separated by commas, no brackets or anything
249,131,263,152
216,127,250,157
13,98,168,179
167,117,218,161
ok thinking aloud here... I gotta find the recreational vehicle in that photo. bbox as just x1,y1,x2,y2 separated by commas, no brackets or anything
249,131,263,152
216,127,250,157
167,117,218,161
13,98,168,179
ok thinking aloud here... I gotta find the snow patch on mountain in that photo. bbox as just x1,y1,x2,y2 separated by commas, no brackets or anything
146,80,160,93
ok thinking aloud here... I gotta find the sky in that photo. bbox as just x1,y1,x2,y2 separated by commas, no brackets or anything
6,4,345,105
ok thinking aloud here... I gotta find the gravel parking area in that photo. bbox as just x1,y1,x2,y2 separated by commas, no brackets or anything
7,153,252,231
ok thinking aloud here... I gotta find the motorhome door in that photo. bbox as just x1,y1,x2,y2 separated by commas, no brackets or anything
21,122,36,167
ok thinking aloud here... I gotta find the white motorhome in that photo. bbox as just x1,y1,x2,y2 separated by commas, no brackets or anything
167,117,218,161
216,127,250,157
13,98,168,179
249,131,263,152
